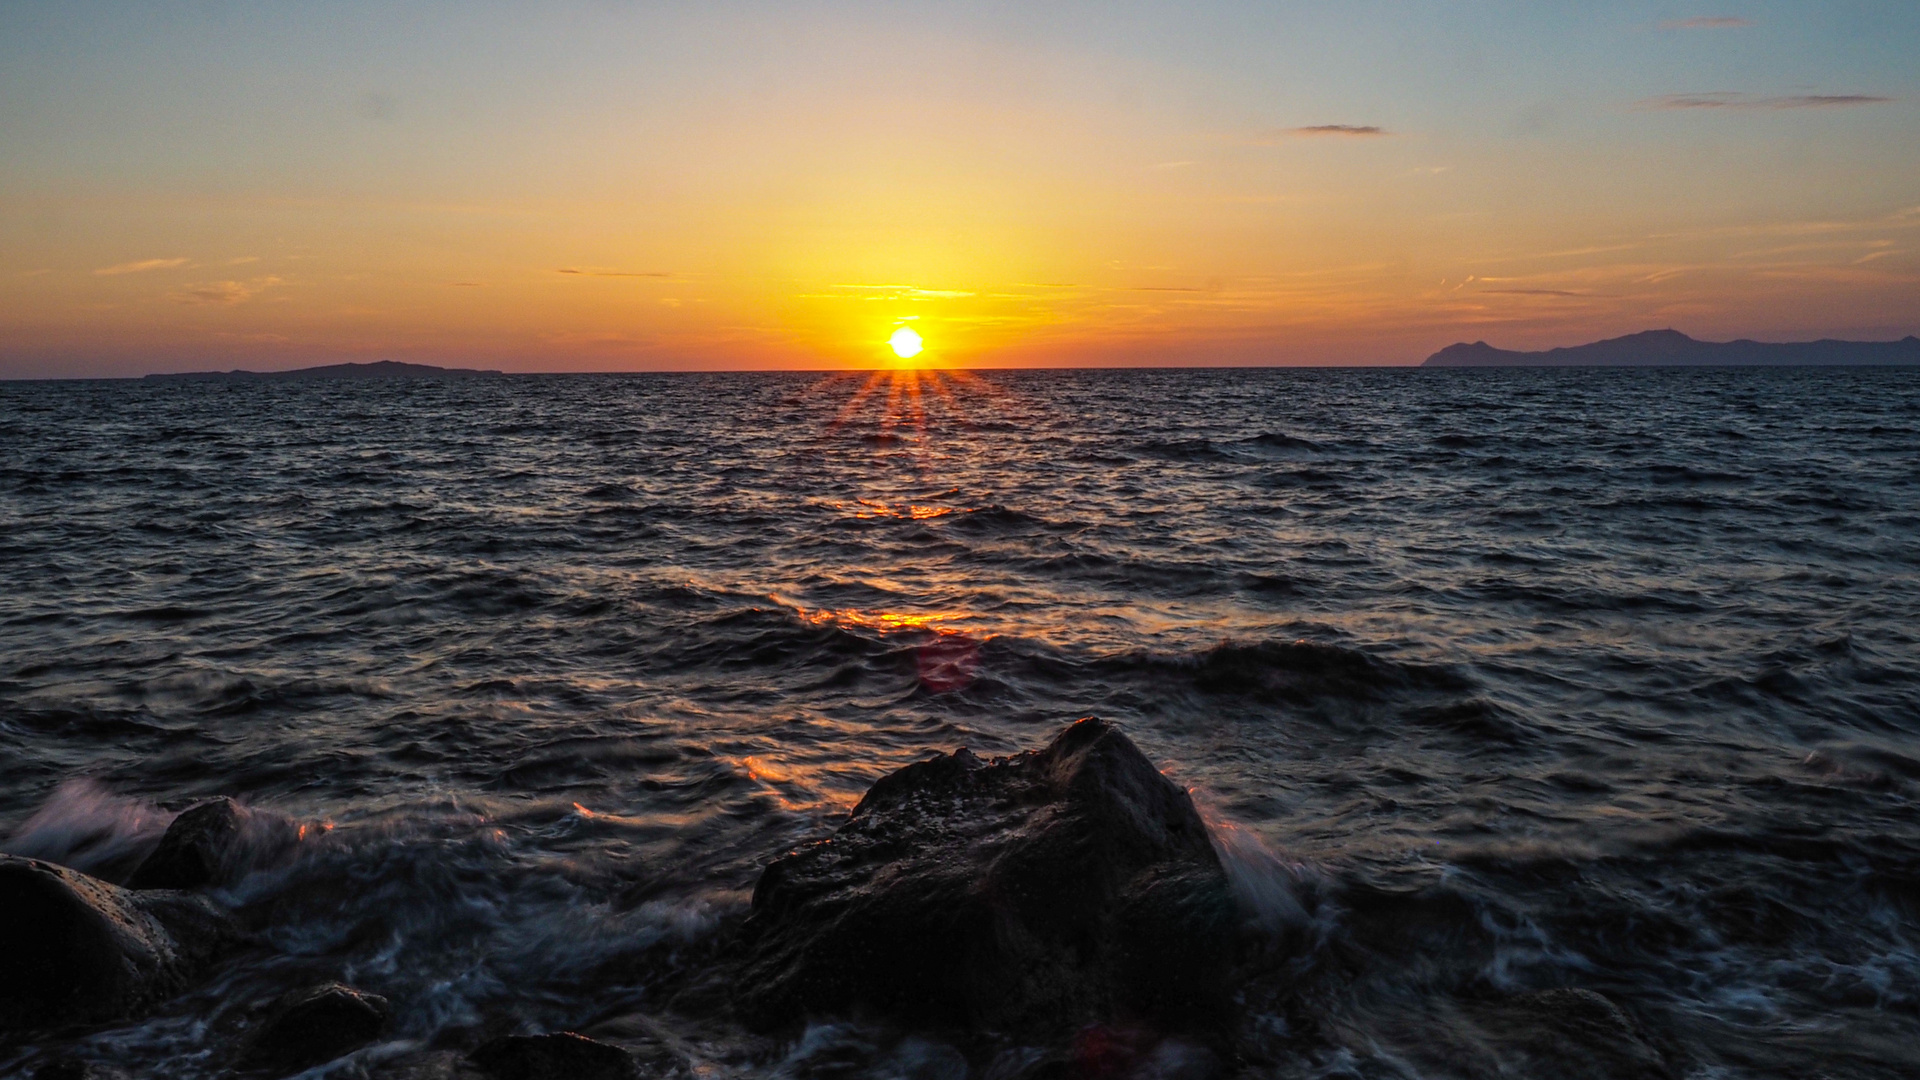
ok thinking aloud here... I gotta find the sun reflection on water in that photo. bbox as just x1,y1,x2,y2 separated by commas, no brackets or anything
776,368,1016,701
818,366,1003,446
799,606,987,695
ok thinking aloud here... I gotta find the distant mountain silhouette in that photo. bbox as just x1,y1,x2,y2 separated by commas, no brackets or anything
1423,329,1920,367
144,360,502,381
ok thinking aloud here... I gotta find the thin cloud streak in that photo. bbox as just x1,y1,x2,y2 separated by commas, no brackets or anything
175,276,282,305
557,268,672,278
1639,92,1894,111
1287,124,1388,137
95,257,189,276
1660,16,1752,30
1478,288,1612,298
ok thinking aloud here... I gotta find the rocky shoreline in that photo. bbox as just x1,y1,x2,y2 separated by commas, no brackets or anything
3,720,1674,1079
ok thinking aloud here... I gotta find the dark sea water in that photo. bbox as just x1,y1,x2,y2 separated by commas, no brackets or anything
2,367,1919,1078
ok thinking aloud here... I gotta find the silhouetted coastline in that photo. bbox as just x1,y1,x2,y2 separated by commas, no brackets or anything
1424,328,1920,367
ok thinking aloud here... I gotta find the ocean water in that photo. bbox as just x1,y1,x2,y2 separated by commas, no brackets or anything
2,366,1918,1078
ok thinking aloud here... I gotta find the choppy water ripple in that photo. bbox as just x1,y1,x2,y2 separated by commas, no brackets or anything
2,366,1919,1077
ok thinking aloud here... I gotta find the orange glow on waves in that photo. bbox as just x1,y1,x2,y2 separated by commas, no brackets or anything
815,365,1005,450
803,607,986,696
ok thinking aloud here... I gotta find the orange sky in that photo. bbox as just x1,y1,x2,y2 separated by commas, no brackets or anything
2,3,1916,376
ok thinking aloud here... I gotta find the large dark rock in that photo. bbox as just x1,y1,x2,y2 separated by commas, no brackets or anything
128,798,244,890
238,982,392,1075
468,1032,641,1080
733,717,1236,1036
0,855,240,1033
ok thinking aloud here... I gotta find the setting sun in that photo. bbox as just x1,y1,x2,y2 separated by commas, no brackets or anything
888,327,924,360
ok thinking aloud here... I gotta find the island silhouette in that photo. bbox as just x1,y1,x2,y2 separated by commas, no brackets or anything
143,361,502,381
1424,329,1920,367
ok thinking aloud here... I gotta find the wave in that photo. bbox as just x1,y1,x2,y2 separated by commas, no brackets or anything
1179,638,1473,704
1135,438,1237,462
1,778,172,881
1242,432,1324,454
1,780,301,886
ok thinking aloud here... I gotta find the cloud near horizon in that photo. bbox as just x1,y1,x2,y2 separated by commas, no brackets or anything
557,267,672,278
1660,16,1752,30
1287,124,1388,137
175,277,282,305
1638,92,1895,111
1478,288,1605,298
95,257,190,276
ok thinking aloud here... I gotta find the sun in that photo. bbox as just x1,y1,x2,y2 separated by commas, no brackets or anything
888,326,924,360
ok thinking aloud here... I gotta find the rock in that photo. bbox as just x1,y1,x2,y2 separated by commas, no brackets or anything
127,798,244,890
733,717,1236,1036
578,1011,714,1076
367,1049,473,1080
468,1032,641,1080
238,982,392,1075
0,855,240,1033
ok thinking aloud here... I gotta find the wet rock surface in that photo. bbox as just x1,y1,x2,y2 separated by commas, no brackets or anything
731,717,1237,1038
468,1032,642,1080
0,855,240,1034
127,798,244,891
237,982,392,1076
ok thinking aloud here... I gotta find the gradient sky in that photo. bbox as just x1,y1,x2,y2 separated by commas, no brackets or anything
2,1,1916,375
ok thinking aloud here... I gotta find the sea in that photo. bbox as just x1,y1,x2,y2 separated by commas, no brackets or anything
2,366,1918,1078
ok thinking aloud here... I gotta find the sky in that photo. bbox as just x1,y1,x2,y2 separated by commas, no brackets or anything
1,1,1916,376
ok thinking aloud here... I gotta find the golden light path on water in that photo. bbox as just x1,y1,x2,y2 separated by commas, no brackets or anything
743,364,1306,688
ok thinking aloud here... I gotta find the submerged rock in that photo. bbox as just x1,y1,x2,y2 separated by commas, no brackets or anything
468,1032,642,1080
127,797,244,890
237,982,392,1075
733,717,1236,1036
0,855,240,1033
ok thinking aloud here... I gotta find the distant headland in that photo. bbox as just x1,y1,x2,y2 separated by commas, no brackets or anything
1423,329,1920,368
143,360,503,381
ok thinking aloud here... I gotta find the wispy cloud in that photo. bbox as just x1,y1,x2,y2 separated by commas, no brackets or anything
543,330,649,348
1660,16,1752,30
1638,92,1894,111
175,276,282,305
1286,124,1388,137
1478,288,1612,298
95,257,189,276
557,267,671,278
826,284,975,299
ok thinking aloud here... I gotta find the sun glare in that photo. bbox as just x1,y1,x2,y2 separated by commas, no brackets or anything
888,326,924,360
